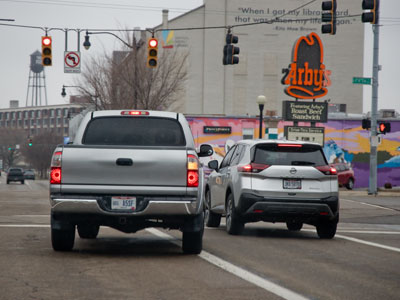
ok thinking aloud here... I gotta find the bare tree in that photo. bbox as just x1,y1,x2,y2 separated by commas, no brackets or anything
0,128,26,169
75,35,188,111
19,131,63,178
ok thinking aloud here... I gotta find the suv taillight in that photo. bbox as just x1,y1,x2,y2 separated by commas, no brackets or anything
238,163,270,173
50,151,62,184
187,154,199,187
315,165,337,175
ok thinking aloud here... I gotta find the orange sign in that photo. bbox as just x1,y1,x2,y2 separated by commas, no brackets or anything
282,32,330,99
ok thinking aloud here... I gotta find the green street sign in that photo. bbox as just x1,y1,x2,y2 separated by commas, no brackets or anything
353,77,372,85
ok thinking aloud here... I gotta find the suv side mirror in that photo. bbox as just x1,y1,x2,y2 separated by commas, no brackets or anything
208,160,219,171
198,144,214,157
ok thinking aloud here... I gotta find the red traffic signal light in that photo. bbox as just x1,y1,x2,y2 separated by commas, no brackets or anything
147,38,158,68
378,122,390,134
42,36,52,66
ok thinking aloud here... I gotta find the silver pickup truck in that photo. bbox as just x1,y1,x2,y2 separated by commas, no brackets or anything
49,110,213,254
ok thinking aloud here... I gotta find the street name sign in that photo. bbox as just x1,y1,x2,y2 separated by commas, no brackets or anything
352,77,371,85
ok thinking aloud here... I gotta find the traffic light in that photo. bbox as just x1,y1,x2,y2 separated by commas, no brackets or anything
321,0,337,35
223,33,239,65
42,36,52,66
362,118,371,129
147,37,158,68
28,138,33,147
378,122,391,134
362,0,379,24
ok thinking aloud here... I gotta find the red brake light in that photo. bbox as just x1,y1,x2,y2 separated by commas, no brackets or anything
120,111,149,116
315,165,337,175
50,167,61,184
187,154,199,187
278,144,302,148
238,163,270,173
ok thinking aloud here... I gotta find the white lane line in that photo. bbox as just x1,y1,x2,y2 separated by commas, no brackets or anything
0,224,50,228
302,229,400,253
337,230,400,235
341,198,398,212
336,234,400,253
25,180,33,190
147,228,308,300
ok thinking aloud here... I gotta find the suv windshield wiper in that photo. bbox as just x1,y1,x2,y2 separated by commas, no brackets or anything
291,161,315,166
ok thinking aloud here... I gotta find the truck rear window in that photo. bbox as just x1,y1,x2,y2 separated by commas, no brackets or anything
82,117,186,146
253,143,327,167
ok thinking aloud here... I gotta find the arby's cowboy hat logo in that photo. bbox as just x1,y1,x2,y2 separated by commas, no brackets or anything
282,32,330,99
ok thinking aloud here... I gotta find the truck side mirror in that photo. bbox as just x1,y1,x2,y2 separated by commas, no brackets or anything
198,144,214,157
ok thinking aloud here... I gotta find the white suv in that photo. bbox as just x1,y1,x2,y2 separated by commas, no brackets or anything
205,139,339,239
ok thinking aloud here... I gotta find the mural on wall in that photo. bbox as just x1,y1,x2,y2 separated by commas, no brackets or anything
187,116,400,188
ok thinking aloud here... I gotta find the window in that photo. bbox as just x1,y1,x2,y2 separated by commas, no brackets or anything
50,109,55,117
83,117,186,146
11,112,16,119
230,145,245,166
0,112,2,119
43,119,48,126
242,128,254,140
17,112,22,119
57,109,61,116
5,112,9,119
64,118,69,126
31,111,35,118
24,111,28,118
50,118,55,125
36,110,41,118
56,118,61,126
220,145,237,169
253,143,327,167
30,119,36,126
24,120,28,127
18,120,22,127
64,108,69,117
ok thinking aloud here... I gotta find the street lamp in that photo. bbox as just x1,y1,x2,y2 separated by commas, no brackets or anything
256,95,266,139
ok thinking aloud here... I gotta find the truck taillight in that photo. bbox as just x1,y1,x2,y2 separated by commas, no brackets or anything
187,154,199,187
50,151,62,184
50,167,62,184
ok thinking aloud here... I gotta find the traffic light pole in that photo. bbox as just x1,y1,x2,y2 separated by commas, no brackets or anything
368,20,380,195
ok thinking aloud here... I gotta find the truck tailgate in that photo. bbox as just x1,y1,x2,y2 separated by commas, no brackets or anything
61,147,187,187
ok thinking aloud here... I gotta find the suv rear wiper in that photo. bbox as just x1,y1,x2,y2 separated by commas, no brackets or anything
291,161,315,166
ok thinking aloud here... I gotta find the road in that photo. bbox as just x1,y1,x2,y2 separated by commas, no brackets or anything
0,176,399,300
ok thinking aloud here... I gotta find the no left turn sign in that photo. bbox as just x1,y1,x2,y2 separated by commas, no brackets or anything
64,51,81,73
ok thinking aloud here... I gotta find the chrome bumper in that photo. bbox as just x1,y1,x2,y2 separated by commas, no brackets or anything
50,197,201,216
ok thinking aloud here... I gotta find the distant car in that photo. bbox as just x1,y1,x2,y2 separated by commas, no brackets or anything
7,168,25,184
24,169,36,180
331,163,355,190
205,139,339,239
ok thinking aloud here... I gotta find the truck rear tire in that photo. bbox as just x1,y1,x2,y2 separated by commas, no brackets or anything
51,226,75,251
182,230,203,254
77,224,99,239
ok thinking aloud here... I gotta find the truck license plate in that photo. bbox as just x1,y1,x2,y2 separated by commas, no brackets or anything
283,179,301,189
111,197,136,210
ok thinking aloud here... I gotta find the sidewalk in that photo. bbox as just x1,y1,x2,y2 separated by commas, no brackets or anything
340,187,400,197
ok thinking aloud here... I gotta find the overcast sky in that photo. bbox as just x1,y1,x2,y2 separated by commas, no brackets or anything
0,0,399,114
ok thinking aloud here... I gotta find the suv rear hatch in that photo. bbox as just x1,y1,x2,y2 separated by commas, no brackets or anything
250,143,337,199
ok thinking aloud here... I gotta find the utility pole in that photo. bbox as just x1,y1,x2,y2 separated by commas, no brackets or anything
367,2,380,195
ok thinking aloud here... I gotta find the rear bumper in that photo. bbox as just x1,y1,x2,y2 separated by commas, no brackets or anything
50,195,201,216
237,193,339,223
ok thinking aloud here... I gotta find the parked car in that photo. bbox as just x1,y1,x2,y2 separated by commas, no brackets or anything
331,163,355,190
7,168,25,184
205,140,339,239
24,169,36,180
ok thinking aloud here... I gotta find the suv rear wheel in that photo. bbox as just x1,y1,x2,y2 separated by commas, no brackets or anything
226,193,244,235
316,218,338,239
205,190,221,228
182,230,203,254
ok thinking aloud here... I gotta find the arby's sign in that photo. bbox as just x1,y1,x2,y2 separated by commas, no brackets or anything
282,32,331,100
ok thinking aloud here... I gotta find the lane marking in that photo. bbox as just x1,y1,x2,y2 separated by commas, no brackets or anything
341,198,398,212
302,229,400,253
0,224,50,228
337,230,400,235
336,234,400,253
147,228,308,300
